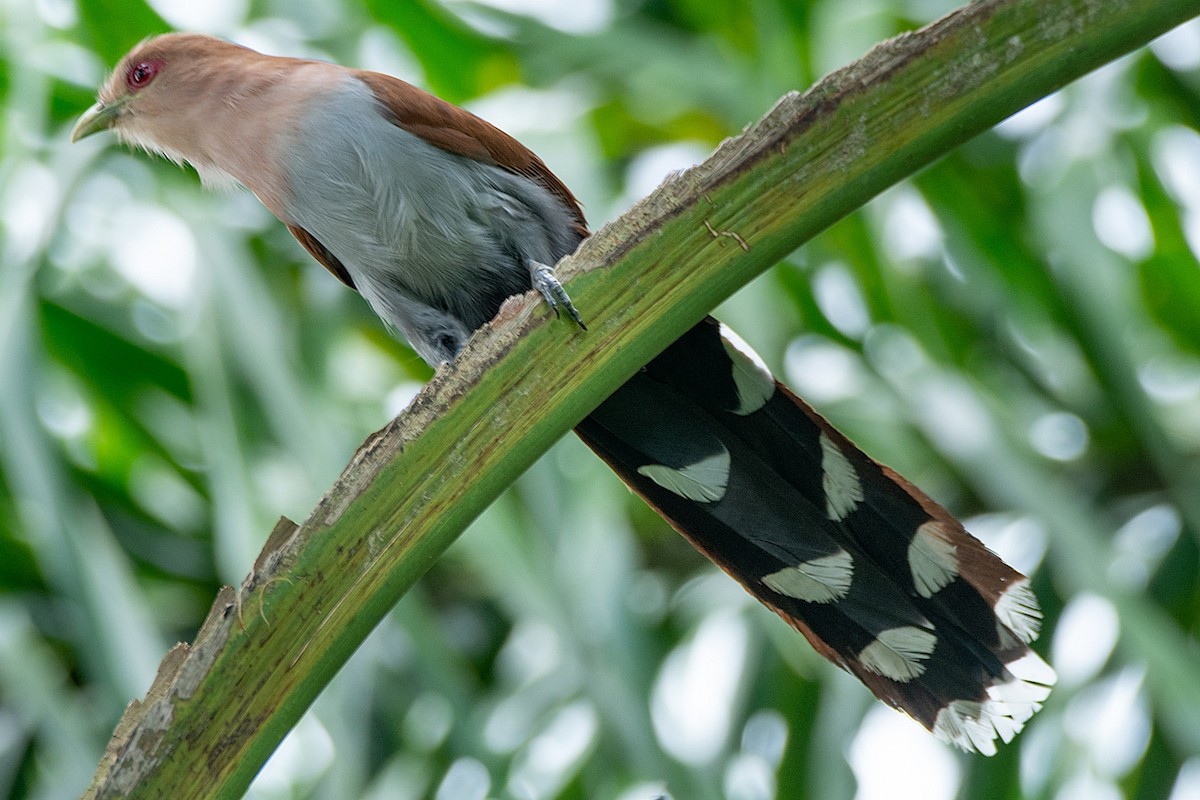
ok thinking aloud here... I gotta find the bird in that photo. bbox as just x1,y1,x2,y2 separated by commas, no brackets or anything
73,33,1054,755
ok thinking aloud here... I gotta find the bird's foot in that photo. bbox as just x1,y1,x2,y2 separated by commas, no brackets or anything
528,260,586,330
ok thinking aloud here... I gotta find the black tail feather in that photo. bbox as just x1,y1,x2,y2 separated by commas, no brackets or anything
575,318,1054,754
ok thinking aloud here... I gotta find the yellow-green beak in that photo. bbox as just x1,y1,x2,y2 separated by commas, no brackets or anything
71,98,127,143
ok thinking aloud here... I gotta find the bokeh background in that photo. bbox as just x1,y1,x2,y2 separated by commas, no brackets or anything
1,1,1199,798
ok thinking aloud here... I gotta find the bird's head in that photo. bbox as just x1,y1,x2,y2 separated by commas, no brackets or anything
72,34,268,166
71,32,312,201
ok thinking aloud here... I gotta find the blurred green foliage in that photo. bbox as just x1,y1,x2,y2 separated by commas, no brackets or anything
1,1,1199,798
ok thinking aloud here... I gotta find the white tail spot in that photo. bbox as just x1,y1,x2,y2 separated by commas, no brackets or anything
858,625,938,682
995,579,1043,645
932,650,1056,755
638,450,731,503
762,550,854,603
718,323,776,415
819,432,863,521
907,520,959,598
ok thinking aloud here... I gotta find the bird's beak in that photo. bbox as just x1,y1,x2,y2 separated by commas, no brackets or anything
71,97,127,143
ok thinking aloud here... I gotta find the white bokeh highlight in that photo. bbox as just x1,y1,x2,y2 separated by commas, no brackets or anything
1092,185,1154,260
107,203,199,310
850,705,961,800
1052,593,1120,689
651,611,748,764
147,0,247,31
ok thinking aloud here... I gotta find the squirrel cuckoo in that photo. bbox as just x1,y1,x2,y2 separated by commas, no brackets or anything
74,33,1054,754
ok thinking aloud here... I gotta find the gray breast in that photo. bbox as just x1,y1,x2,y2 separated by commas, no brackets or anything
280,78,582,332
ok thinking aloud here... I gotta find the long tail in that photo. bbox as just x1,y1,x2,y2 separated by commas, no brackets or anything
574,317,1054,755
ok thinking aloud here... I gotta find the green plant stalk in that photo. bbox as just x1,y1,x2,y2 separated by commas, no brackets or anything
85,1,1200,797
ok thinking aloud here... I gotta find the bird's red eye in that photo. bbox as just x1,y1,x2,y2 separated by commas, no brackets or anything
126,60,161,90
